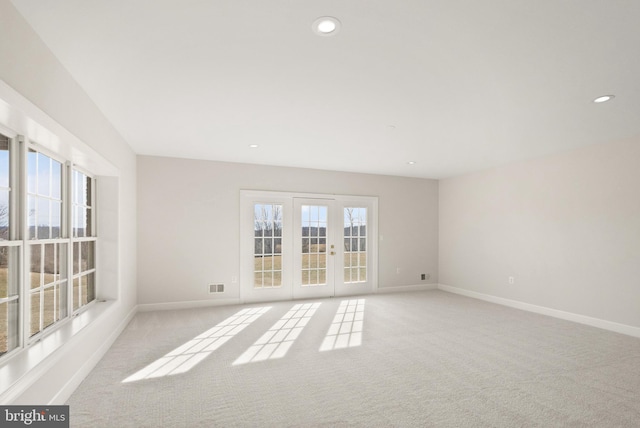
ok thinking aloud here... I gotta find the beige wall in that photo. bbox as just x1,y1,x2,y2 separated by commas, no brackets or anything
439,137,640,327
137,156,439,304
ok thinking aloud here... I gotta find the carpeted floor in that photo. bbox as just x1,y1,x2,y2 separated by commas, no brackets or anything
67,290,640,427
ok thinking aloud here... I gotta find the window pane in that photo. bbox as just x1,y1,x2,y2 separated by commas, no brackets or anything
273,271,282,287
27,149,37,194
86,207,92,236
51,160,62,200
82,273,95,305
0,299,19,355
37,198,50,239
37,153,51,196
30,291,41,336
81,241,95,272
51,201,61,238
30,244,42,289
85,175,92,207
57,281,67,321
1,247,10,298
44,243,56,285
73,242,79,275
56,243,68,283
73,278,80,311
74,206,84,237
0,190,8,241
28,196,36,239
43,285,56,330
0,247,19,298
0,134,8,184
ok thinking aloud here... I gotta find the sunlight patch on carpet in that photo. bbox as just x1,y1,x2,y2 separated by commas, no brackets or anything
320,299,365,351
233,302,321,365
122,307,271,382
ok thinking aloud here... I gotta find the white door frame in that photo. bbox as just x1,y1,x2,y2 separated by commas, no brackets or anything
240,190,378,303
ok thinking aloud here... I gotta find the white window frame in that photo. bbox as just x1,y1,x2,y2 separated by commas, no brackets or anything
0,133,99,360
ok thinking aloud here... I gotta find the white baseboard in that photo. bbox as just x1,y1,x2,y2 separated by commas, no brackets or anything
138,297,242,312
50,304,138,404
438,283,640,338
376,283,438,294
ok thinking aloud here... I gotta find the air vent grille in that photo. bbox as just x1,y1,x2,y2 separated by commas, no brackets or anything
209,283,224,294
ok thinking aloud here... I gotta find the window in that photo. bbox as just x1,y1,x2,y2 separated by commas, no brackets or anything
1,133,20,356
0,137,98,361
27,149,68,337
72,170,96,311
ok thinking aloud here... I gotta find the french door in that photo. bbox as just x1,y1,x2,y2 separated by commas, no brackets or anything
293,198,334,299
240,191,377,303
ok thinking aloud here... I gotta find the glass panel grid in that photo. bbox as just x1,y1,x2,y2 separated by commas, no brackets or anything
29,242,68,337
73,170,93,238
27,149,63,240
301,205,327,287
0,134,9,242
253,204,283,288
0,244,20,356
343,208,367,284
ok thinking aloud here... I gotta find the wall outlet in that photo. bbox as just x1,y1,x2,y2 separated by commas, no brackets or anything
421,273,426,280
508,276,515,285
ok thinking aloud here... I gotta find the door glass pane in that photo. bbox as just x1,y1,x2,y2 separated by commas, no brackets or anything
253,203,283,288
344,208,367,283
301,205,327,287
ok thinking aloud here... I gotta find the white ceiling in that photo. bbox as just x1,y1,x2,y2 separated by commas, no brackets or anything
11,0,640,179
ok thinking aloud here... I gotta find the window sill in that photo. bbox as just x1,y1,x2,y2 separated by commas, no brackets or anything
0,300,116,403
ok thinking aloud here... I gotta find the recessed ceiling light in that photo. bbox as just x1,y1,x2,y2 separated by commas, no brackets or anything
407,161,416,165
593,95,615,103
249,144,259,148
312,16,341,36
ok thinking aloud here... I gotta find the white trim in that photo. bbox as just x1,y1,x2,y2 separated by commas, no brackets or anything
376,284,438,294
137,298,242,312
438,284,640,338
49,304,136,404
240,190,379,304
0,300,119,403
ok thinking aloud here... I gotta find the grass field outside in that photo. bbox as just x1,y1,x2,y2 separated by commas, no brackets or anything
253,249,367,288
0,267,88,355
